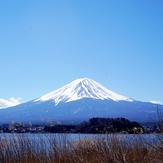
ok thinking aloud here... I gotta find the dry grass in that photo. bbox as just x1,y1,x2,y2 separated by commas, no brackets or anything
0,134,162,163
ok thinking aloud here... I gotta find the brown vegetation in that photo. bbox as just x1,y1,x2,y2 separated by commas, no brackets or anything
0,134,162,163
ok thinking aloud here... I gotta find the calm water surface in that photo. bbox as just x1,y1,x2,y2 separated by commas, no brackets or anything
0,133,161,142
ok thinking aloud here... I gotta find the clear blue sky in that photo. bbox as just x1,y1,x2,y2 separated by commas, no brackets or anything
0,0,162,103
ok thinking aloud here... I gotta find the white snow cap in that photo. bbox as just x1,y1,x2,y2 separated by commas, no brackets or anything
36,78,133,105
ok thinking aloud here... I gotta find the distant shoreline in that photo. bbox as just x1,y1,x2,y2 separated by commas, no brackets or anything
0,117,161,134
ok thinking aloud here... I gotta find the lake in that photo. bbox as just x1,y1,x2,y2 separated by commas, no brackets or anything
0,133,161,143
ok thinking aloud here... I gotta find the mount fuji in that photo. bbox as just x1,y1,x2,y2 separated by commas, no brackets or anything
35,78,133,104
0,78,162,124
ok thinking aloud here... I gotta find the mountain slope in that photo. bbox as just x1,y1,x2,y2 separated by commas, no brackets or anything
0,78,162,124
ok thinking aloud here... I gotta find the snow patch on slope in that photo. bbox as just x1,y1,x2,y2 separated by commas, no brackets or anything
150,101,162,105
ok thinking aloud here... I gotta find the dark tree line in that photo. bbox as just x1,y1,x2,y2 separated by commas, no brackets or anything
44,117,144,134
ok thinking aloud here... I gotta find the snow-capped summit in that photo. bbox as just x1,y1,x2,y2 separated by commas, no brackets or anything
35,77,133,105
